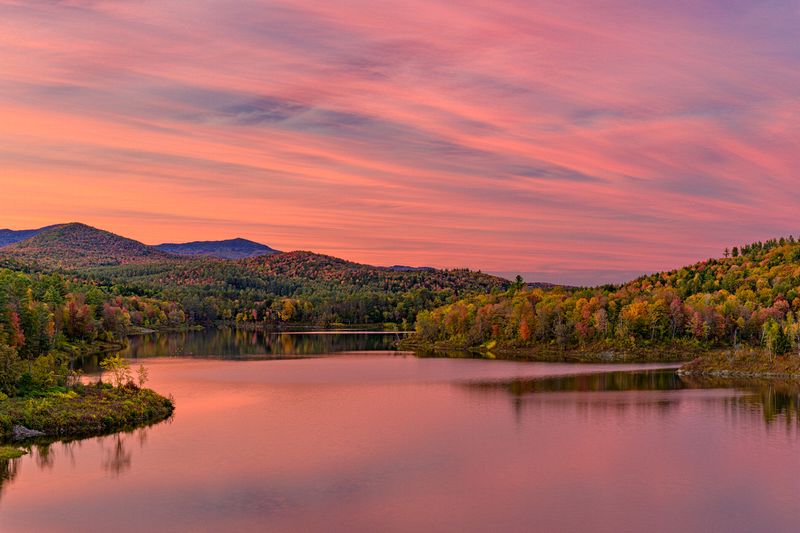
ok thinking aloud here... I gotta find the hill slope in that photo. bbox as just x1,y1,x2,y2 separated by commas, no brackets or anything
117,250,505,296
82,249,510,326
2,223,175,267
238,251,504,292
155,238,280,259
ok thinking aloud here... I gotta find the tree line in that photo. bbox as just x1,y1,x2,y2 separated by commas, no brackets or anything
0,267,186,396
81,252,509,328
415,237,800,356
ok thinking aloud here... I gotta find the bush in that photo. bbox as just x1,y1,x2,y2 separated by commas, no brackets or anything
15,373,36,397
100,355,132,387
0,344,23,396
30,352,70,390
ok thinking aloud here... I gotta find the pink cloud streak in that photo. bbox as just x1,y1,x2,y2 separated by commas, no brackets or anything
0,0,798,284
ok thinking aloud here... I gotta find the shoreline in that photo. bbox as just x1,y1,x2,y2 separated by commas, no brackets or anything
127,325,205,336
400,336,800,379
677,347,800,378
399,337,702,364
677,369,800,379
222,321,405,332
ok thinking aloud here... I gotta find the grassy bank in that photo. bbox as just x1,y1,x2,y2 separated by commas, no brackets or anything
679,348,800,378
0,383,174,442
399,337,702,363
0,446,27,459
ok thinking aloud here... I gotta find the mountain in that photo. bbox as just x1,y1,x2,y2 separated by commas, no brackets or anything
0,225,59,247
0,221,510,326
155,238,280,259
1,222,174,268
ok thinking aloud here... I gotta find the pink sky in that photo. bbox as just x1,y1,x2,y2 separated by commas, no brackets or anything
1,0,798,285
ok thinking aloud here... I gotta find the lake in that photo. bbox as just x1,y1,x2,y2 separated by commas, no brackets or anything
1,329,799,532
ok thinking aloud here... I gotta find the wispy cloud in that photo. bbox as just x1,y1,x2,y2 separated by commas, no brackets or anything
1,0,798,285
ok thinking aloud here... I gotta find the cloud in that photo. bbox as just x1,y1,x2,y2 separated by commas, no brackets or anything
0,0,799,284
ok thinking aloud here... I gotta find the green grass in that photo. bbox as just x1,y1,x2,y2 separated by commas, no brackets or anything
0,445,28,460
0,383,174,442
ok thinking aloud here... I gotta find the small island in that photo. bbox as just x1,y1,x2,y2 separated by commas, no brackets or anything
0,352,173,459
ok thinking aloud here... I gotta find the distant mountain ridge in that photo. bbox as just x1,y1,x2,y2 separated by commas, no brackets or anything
526,281,576,289
155,238,279,259
0,225,59,247
0,221,513,326
0,223,521,300
0,223,508,286
2,223,173,267
388,265,435,272
0,223,282,262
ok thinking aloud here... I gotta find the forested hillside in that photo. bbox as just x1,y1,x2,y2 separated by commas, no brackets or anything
413,237,800,357
86,251,509,327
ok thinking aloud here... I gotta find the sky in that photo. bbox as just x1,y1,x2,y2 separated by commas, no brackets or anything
0,0,799,285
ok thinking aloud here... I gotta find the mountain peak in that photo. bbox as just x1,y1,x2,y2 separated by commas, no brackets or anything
3,223,171,268
155,238,280,259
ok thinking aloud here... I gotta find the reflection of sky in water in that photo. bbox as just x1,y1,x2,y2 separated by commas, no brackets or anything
2,339,799,532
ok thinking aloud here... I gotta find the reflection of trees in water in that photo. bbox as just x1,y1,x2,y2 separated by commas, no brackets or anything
75,329,401,370
97,427,151,477
34,443,55,470
0,426,152,501
101,434,132,477
0,456,22,503
727,383,799,428
756,384,800,425
466,370,800,428
678,376,800,427
469,370,687,395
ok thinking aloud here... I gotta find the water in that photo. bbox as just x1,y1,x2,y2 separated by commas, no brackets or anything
1,330,799,532
75,329,403,372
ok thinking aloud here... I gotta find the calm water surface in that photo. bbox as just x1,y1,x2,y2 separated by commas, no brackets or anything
1,330,799,532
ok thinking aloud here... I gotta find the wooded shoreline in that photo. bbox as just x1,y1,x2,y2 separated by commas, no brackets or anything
399,336,800,378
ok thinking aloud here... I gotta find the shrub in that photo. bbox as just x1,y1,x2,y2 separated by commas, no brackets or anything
0,344,23,396
100,355,132,387
30,352,70,390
